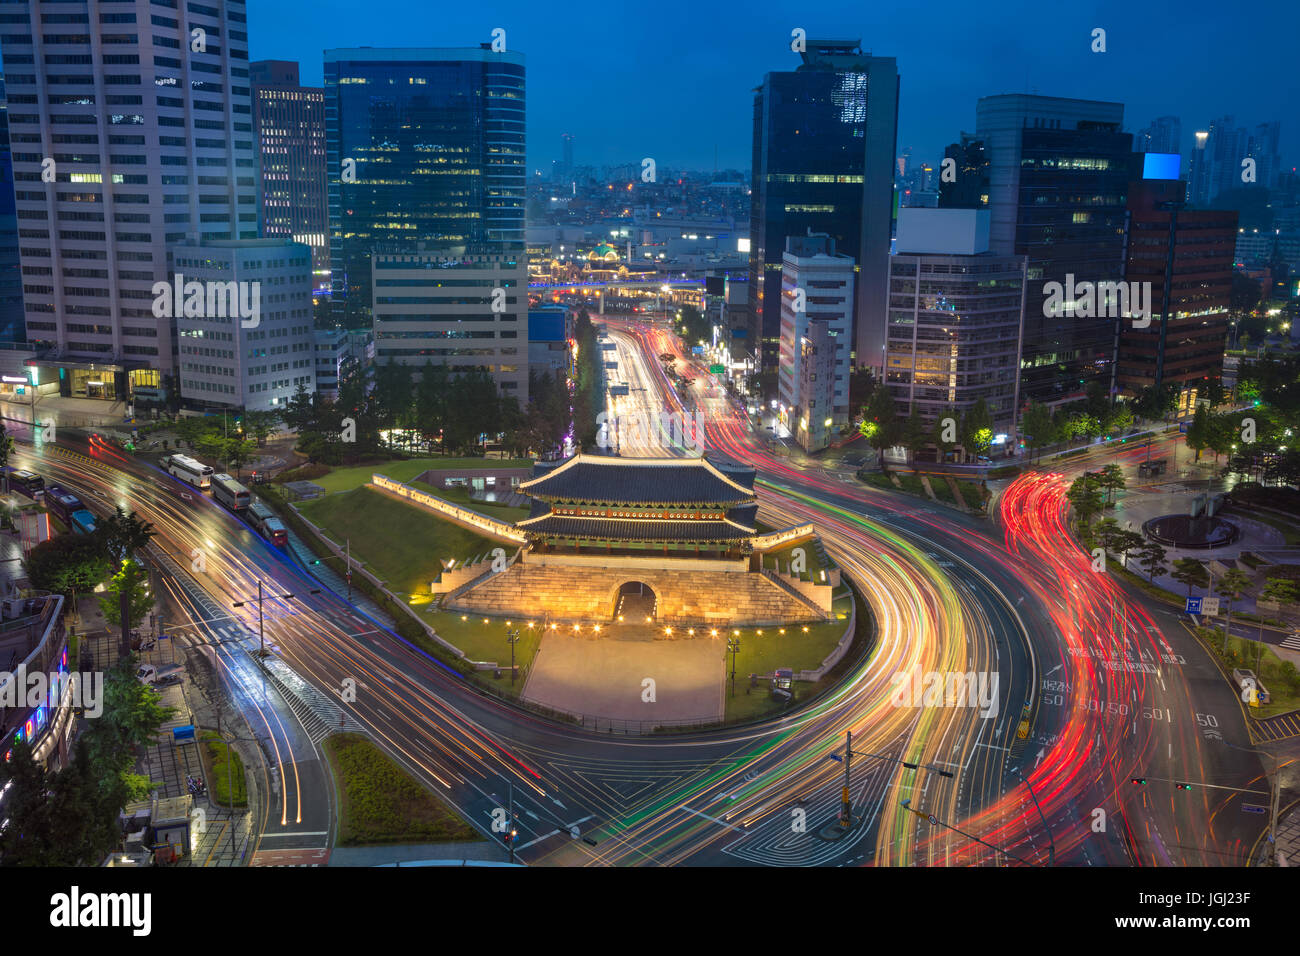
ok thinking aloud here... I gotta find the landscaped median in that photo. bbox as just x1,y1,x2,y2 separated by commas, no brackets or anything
200,731,247,808
323,732,478,846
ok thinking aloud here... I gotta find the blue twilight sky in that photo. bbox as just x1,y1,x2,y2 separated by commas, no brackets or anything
248,0,1299,175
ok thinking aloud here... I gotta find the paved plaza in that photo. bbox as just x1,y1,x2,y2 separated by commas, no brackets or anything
522,628,726,726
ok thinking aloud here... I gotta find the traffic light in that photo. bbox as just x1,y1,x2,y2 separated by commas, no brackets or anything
1131,777,1147,785
1176,783,1193,790
309,558,321,566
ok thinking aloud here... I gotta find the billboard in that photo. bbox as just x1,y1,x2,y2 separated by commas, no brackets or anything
1142,152,1181,180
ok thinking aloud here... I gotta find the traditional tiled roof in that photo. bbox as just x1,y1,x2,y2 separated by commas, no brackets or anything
520,454,754,505
517,514,754,543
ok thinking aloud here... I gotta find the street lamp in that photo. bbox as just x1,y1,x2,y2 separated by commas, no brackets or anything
505,628,520,685
232,580,321,657
1222,739,1284,866
726,635,740,696
1009,765,1055,866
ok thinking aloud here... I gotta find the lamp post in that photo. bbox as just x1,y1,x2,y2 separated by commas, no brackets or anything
505,628,520,685
232,580,321,657
726,635,740,697
1222,739,1284,866
1009,765,1055,866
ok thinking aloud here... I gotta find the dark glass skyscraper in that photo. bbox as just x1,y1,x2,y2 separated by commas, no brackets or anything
748,41,898,374
0,70,23,344
324,47,526,328
251,61,328,291
976,95,1132,406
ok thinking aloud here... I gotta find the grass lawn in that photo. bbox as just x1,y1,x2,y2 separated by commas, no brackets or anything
760,540,830,581
299,485,515,601
200,732,247,808
323,732,479,846
409,480,529,523
1192,629,1300,720
310,457,532,496
423,609,545,693
722,592,854,723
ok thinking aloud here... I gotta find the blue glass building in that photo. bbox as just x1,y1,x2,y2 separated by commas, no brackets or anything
324,47,526,329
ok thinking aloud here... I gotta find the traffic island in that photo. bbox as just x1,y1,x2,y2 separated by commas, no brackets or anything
323,732,479,846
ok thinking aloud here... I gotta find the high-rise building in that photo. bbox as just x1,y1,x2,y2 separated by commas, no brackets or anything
0,69,23,344
371,251,529,402
171,238,316,411
1249,121,1282,190
1136,116,1181,155
939,133,989,210
885,208,1026,434
324,47,526,330
1116,166,1235,407
250,61,328,291
1187,116,1253,206
747,40,898,376
776,234,853,451
0,0,258,403
975,94,1131,406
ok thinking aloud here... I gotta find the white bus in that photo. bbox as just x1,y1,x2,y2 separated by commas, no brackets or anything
166,454,213,490
211,473,251,512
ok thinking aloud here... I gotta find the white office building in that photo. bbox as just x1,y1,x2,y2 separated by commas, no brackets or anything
0,0,258,403
171,238,314,411
777,234,853,451
372,252,529,402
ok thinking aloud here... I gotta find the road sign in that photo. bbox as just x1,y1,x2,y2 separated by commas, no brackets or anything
1242,804,1267,814
1186,596,1202,614
1017,718,1030,740
1200,597,1220,617
709,364,725,374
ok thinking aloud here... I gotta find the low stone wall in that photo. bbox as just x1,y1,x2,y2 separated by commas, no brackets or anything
443,561,826,625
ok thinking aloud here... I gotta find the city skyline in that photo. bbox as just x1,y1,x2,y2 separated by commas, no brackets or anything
245,0,1299,174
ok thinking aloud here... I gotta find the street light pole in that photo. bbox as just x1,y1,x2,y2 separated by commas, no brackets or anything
1010,765,1055,866
232,581,321,659
1223,740,1283,866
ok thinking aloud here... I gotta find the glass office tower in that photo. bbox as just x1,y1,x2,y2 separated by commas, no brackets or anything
748,41,898,374
324,48,526,329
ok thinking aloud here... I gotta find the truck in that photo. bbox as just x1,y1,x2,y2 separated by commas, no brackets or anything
1231,668,1270,705
136,663,186,688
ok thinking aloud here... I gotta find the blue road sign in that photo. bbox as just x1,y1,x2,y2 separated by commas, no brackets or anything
1186,596,1202,614
172,725,196,742
1242,804,1266,814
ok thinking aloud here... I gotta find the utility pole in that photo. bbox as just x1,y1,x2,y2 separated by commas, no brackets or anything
1010,765,1055,866
232,581,321,658
840,730,852,828
507,781,516,865
345,538,352,603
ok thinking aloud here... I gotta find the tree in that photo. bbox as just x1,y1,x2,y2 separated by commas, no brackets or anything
24,533,112,595
1098,463,1126,503
858,383,902,469
224,437,257,477
1186,404,1210,462
98,559,153,637
98,507,156,563
1111,530,1146,569
1137,540,1168,582
1020,401,1056,463
1215,568,1253,654
242,409,280,447
1093,517,1120,556
961,398,994,459
1066,474,1105,529
1257,578,1300,670
1170,558,1204,597
900,405,929,464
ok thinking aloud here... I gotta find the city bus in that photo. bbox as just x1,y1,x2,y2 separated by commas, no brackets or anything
69,509,97,535
166,454,213,490
211,473,251,512
5,469,45,501
44,486,86,526
248,501,288,547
